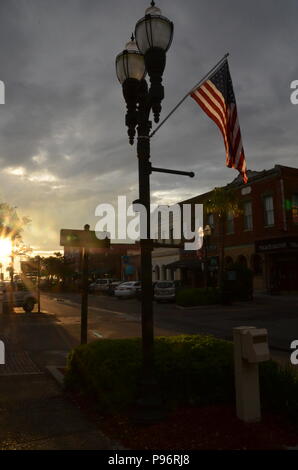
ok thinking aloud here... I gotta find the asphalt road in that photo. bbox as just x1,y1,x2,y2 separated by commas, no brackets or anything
1,291,298,370
42,291,298,352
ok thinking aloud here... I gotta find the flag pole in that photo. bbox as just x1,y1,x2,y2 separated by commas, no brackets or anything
150,52,229,138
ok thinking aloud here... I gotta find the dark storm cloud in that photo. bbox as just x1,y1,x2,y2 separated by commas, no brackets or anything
0,0,297,249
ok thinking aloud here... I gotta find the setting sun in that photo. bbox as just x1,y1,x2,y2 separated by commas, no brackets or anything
0,238,12,259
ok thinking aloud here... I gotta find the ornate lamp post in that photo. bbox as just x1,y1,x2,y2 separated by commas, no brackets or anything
116,2,174,404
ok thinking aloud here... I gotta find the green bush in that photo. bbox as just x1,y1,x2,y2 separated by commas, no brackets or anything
65,335,298,424
176,287,221,307
65,335,234,411
260,360,298,424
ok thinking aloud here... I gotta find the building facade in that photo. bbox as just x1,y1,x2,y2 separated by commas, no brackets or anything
152,165,298,293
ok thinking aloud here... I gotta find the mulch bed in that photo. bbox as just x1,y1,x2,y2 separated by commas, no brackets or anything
66,386,298,449
99,405,298,450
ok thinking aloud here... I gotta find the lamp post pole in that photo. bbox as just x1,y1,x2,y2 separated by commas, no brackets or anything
203,225,211,288
116,3,174,399
137,123,154,382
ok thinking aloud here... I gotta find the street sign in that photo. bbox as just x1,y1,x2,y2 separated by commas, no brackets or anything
60,229,110,249
60,225,110,345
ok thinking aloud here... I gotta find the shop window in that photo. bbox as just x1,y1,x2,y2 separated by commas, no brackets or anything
224,256,233,268
237,255,247,268
251,254,263,275
226,211,234,234
244,201,253,231
264,195,275,226
292,194,298,224
207,213,214,229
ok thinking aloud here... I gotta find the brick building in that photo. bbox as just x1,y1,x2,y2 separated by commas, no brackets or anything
152,165,298,293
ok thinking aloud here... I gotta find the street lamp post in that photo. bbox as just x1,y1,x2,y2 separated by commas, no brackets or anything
116,2,174,407
203,225,212,288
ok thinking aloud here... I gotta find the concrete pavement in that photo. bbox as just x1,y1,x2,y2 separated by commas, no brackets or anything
0,306,119,450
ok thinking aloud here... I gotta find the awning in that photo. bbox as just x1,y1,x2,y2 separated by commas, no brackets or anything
165,259,203,270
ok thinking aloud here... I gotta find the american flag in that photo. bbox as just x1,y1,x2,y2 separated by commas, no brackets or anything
191,59,248,184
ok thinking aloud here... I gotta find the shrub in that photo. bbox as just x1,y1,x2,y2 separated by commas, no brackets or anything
65,335,234,411
65,335,298,425
260,360,298,424
176,287,220,307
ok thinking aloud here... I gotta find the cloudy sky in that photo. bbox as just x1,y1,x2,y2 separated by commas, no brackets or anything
0,0,297,253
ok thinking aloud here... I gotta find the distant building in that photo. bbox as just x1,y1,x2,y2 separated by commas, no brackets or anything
152,165,298,293
64,242,140,280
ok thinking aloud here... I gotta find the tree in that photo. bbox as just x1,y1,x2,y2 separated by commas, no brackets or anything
0,203,30,241
205,187,242,286
0,203,31,282
42,252,74,285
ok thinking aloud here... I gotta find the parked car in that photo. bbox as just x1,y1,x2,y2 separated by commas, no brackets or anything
89,278,119,294
107,281,123,296
1,281,37,312
114,281,141,299
154,280,177,302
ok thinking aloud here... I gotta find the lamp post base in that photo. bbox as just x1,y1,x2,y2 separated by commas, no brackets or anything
133,377,165,424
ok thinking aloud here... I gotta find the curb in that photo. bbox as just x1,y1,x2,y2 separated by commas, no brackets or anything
46,365,65,387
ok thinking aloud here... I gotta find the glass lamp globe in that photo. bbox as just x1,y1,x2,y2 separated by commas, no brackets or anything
135,2,174,55
115,37,146,84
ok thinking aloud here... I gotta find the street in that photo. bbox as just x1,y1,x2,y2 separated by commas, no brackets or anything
1,292,297,373
43,291,298,350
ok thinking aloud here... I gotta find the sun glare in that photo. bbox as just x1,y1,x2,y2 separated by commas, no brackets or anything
0,238,12,259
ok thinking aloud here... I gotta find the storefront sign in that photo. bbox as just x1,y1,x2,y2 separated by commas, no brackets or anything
255,237,298,253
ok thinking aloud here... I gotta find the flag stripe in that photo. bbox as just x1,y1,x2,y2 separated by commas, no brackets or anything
190,60,248,183
191,91,229,151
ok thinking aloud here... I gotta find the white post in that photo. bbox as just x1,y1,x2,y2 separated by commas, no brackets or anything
233,326,270,423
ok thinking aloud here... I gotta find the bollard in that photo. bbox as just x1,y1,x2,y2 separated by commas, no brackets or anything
233,326,270,423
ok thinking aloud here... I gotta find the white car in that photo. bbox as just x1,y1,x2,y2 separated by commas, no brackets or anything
154,281,176,302
114,281,141,299
89,278,119,294
1,281,37,312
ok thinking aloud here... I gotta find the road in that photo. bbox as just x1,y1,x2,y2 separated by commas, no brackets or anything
1,291,298,370
43,291,298,347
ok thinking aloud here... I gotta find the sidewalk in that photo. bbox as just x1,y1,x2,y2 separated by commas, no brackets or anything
0,372,119,450
0,301,120,450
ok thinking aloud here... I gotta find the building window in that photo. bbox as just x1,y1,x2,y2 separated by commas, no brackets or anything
264,195,274,226
243,201,253,231
250,254,263,275
292,194,298,224
226,211,234,234
207,213,214,228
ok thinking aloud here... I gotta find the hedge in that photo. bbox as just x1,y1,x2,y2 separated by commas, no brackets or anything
65,335,298,423
176,288,221,307
65,335,234,411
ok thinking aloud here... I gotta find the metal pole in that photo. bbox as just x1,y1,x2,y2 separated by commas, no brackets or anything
137,133,154,383
37,256,41,314
81,245,89,345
